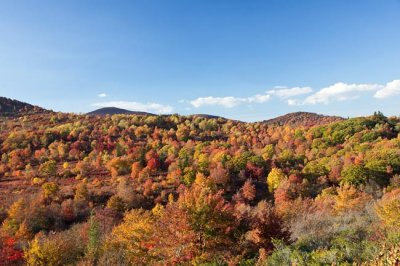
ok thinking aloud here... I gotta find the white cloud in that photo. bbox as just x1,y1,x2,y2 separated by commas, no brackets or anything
190,94,271,108
189,86,312,108
289,82,383,106
92,101,173,114
248,94,271,103
267,86,313,99
188,79,399,109
98,93,107,98
374,80,400,99
273,86,288,89
190,96,244,108
287,99,301,106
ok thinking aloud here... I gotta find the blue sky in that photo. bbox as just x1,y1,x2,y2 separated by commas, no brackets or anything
0,0,399,121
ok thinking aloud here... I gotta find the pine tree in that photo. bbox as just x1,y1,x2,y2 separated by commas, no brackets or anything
86,211,100,264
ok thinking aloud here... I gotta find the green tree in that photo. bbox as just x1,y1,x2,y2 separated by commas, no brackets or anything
340,165,369,186
85,212,101,264
39,160,57,178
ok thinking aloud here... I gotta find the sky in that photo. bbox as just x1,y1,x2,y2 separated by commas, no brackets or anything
0,0,399,121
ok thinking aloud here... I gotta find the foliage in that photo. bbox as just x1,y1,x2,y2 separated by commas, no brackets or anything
267,168,286,192
38,160,57,178
0,111,398,264
41,182,59,199
104,209,154,265
375,188,400,230
24,225,86,265
341,165,370,186
0,237,24,264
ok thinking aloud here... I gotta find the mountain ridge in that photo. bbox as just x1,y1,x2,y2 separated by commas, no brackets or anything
0,97,346,126
87,107,156,116
0,96,49,117
263,111,344,126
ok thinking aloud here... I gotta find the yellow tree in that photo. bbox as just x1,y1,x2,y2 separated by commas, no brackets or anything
2,198,26,234
41,182,59,200
375,188,400,229
267,168,286,193
261,144,275,161
334,184,372,214
74,179,89,201
104,209,154,265
24,225,85,266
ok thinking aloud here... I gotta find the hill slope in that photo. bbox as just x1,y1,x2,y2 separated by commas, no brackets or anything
87,107,155,116
0,106,398,265
263,112,344,127
0,97,48,116
189,114,226,120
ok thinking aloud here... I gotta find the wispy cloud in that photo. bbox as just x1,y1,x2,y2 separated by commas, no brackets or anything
374,80,400,99
92,101,173,114
98,93,107,98
287,99,301,106
267,86,313,99
190,94,271,108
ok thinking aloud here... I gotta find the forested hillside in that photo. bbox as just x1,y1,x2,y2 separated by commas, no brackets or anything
0,111,399,265
263,112,344,127
0,97,48,117
87,107,155,116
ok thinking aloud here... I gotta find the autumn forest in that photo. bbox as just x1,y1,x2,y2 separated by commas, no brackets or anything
0,97,399,265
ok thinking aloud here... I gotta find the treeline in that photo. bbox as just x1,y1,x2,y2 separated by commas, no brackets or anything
0,111,399,265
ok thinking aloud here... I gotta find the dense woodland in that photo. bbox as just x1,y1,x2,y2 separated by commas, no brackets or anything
0,107,400,265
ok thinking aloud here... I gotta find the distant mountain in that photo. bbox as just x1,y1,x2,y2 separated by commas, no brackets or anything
0,97,346,127
263,112,344,127
0,96,48,116
87,107,155,116
190,114,226,120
